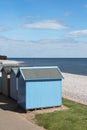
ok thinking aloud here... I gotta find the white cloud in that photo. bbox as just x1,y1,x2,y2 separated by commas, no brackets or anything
0,37,87,58
24,15,40,19
67,29,87,38
36,38,77,44
22,20,68,30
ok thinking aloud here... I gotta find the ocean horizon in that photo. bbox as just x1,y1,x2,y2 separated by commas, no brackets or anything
8,58,87,76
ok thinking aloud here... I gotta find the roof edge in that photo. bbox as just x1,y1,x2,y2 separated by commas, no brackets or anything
20,66,58,70
25,78,62,82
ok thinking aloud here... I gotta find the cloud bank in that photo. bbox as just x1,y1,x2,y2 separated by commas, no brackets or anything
67,29,87,38
22,20,68,30
0,37,87,58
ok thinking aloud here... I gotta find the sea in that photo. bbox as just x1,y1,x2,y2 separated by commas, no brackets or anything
9,58,87,76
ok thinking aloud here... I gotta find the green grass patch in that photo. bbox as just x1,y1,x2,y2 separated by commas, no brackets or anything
35,99,87,130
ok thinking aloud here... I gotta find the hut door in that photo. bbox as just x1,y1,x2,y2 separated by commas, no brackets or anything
7,75,10,97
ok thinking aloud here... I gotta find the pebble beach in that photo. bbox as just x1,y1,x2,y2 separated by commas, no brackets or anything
62,73,87,105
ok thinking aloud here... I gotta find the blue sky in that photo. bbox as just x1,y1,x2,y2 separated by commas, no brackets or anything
0,0,87,57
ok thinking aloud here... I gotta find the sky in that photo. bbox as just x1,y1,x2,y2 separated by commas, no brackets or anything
0,0,87,58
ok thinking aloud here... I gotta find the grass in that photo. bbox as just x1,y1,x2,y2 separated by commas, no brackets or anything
35,99,87,130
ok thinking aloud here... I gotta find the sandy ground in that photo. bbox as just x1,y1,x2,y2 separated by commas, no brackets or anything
62,73,87,105
0,95,45,130
22,105,68,124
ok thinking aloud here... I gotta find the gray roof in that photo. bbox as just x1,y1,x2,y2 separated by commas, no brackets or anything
2,66,12,74
2,66,19,74
20,67,63,80
0,60,21,65
12,67,19,75
3,64,19,67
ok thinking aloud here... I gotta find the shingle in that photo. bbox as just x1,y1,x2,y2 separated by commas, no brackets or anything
21,67,63,80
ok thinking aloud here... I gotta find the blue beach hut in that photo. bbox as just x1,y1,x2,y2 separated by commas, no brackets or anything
17,66,63,110
10,67,19,100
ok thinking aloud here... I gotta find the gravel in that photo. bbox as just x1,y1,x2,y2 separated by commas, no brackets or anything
62,73,87,105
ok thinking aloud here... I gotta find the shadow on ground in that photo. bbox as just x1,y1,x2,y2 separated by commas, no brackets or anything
0,94,25,113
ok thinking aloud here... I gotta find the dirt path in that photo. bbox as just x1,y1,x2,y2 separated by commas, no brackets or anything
0,95,45,130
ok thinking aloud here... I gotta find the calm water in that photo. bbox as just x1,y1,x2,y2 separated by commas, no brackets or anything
9,58,87,76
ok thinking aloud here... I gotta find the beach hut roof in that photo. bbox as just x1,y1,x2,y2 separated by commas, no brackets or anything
12,67,19,75
0,60,22,66
19,66,63,81
2,66,19,74
2,66,12,74
0,60,21,72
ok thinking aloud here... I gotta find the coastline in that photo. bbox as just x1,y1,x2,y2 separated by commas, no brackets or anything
62,72,87,105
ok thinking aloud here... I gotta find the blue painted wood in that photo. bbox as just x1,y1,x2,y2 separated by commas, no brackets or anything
26,80,62,109
17,67,63,110
18,72,26,109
